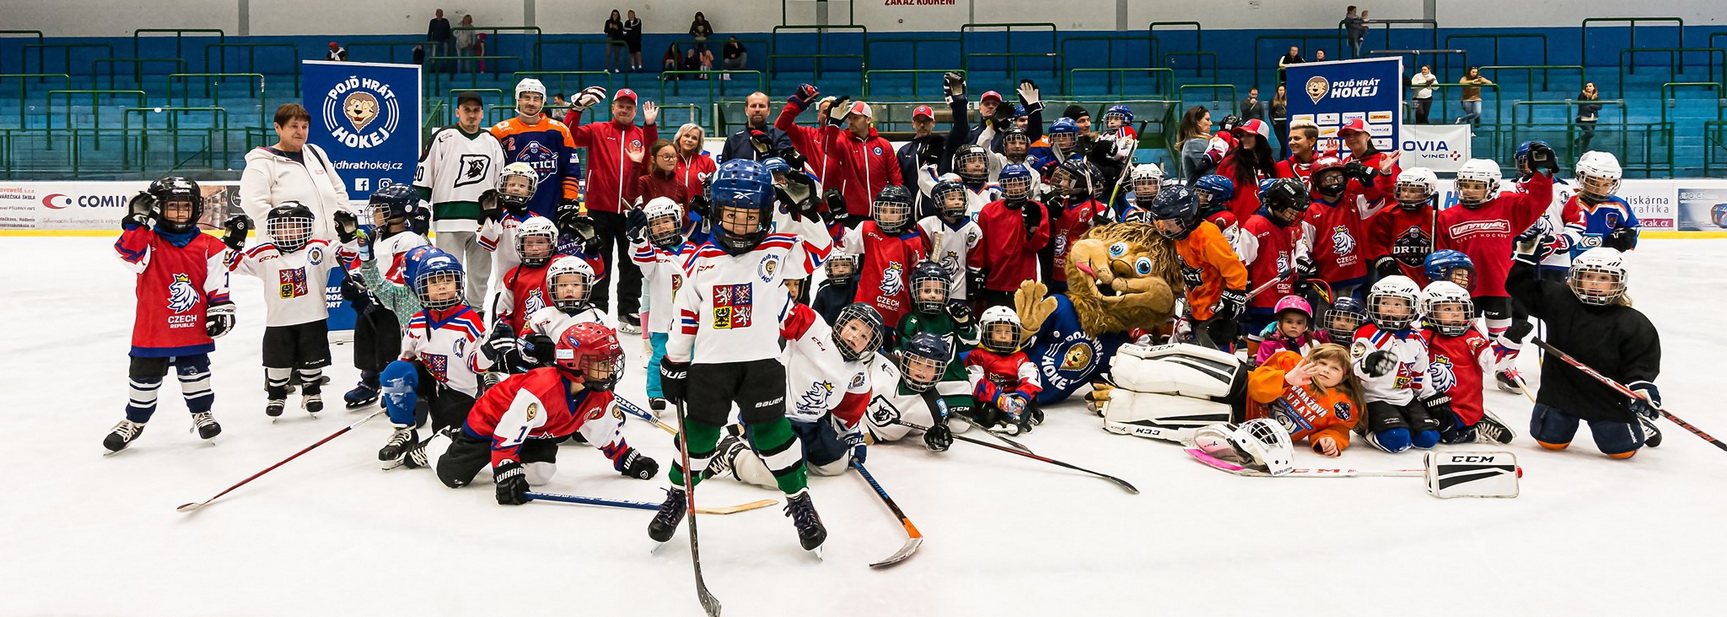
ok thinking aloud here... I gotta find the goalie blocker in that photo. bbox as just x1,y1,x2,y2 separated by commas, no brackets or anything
1100,343,1248,443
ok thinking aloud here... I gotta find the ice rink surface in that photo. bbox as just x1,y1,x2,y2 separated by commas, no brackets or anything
2,236,1723,617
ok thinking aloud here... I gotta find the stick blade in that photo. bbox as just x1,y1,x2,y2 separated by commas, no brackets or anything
696,582,722,617
868,536,923,569
175,502,204,513
1106,475,1140,494
694,499,777,515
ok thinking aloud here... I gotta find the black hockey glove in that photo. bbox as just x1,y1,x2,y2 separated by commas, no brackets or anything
493,461,530,505
915,134,945,166
1020,200,1042,232
1421,392,1454,424
824,189,850,225
788,83,819,110
1362,350,1398,378
123,191,156,230
688,192,712,220
784,173,822,222
1215,288,1247,322
942,71,965,98
779,147,808,172
562,214,603,255
478,190,501,225
1603,225,1638,252
615,447,660,480
522,332,556,366
990,103,1016,127
1072,134,1097,157
1374,256,1401,280
947,301,974,326
481,322,521,366
968,267,989,299
843,428,867,465
1342,160,1378,185
659,359,691,406
1218,115,1242,133
221,215,252,251
205,301,236,339
409,209,430,236
625,207,649,242
332,209,360,244
1628,381,1662,421
1295,254,1318,280
1526,142,1560,176
922,420,953,452
340,275,374,313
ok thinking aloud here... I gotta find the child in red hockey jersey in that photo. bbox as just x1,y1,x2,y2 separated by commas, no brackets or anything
965,306,1043,435
1421,281,1515,444
969,163,1051,309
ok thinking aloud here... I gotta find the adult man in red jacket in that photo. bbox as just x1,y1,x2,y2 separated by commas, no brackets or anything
565,88,658,333
776,85,837,185
821,99,903,226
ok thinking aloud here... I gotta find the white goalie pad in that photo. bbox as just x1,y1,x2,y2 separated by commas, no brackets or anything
1101,391,1232,443
1109,342,1244,399
1424,451,1520,499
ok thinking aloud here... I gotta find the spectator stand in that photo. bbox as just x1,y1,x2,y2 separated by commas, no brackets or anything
1581,17,1684,73
1616,48,1724,100
961,23,1058,86
1477,65,1586,101
1147,21,1203,74
771,25,866,89
202,43,301,93
1253,33,1349,85
1443,33,1549,80
0,30,45,74
1342,18,1438,54
1367,49,1467,84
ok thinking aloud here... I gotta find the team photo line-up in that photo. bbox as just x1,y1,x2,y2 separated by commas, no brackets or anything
111,69,1660,561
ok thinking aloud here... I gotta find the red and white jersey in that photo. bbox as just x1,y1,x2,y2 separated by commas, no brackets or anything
1349,323,1434,406
669,234,804,365
773,212,834,280
369,230,430,286
917,215,983,301
114,227,232,357
1435,173,1551,297
227,239,336,327
631,237,692,334
402,306,490,397
964,348,1042,403
1050,198,1102,286
462,367,623,468
1237,213,1306,309
523,305,613,340
1300,197,1375,287
478,211,534,281
496,263,552,335
840,221,929,329
780,304,871,426
1366,204,1437,285
1425,327,1493,425
968,200,1052,292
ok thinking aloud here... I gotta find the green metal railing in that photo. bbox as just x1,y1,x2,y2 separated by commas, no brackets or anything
347,40,434,65
1253,34,1348,86
1346,19,1437,52
1477,65,1586,99
0,73,70,128
1443,33,1548,71
1367,49,1467,78
1581,17,1684,71
1509,100,1628,158
46,89,148,149
770,25,867,79
1705,120,1727,177
168,73,267,110
531,38,610,72
509,71,614,101
0,30,45,74
961,23,1056,76
1148,21,1204,67
23,43,114,77
452,25,542,58
863,69,964,100
659,70,765,105
121,106,233,172
202,43,301,87
866,37,959,77
132,28,223,75
1065,68,1175,98
1660,82,1724,125
1616,48,1725,99
1420,82,1503,131
93,58,187,90
654,103,704,130
426,55,521,91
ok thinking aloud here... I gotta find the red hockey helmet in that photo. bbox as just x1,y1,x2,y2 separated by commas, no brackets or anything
554,322,624,391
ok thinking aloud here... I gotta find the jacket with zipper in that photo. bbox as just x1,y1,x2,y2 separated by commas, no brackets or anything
821,124,904,218
564,110,657,213
240,143,351,242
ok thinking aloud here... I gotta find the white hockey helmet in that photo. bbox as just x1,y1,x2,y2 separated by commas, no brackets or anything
1420,281,1476,337
1367,275,1422,330
1394,166,1439,209
1132,163,1165,195
824,250,859,283
1574,151,1623,203
545,256,596,312
1192,419,1294,476
514,216,559,268
1454,159,1503,207
643,196,684,247
978,305,1023,354
1567,247,1628,305
515,78,546,100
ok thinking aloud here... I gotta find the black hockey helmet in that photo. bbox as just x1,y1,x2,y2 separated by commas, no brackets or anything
909,260,952,314
265,201,317,252
1053,157,1098,198
832,303,885,362
873,184,915,235
147,176,204,233
1147,184,1199,239
898,332,953,393
953,144,989,182
369,183,419,226
1258,178,1310,225
932,177,968,219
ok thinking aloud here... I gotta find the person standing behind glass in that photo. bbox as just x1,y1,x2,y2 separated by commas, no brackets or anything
427,9,453,74
1455,67,1492,128
625,10,645,72
456,14,475,74
1576,82,1603,152
1271,84,1290,159
604,10,625,73
1176,106,1217,182
1410,65,1438,124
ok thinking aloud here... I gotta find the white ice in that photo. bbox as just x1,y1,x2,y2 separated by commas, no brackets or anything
2,236,1723,617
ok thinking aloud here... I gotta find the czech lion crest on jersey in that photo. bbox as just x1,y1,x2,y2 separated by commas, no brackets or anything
167,273,198,313
1330,225,1356,255
798,381,835,410
880,262,905,296
1428,353,1457,393
524,288,546,315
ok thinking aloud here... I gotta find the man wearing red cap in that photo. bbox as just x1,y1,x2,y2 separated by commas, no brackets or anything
896,104,944,215
821,98,903,225
1337,119,1398,203
564,87,659,333
326,42,347,62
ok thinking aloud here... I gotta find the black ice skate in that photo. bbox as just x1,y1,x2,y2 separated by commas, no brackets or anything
1495,370,1523,394
265,399,286,418
784,489,827,554
1640,415,1663,448
648,486,688,544
191,412,221,440
702,432,748,481
378,427,419,462
1474,411,1516,445
303,393,324,414
344,373,380,409
103,420,146,453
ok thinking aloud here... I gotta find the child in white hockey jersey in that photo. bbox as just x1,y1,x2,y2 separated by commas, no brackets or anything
1350,275,1448,452
225,202,338,418
628,197,692,413
477,162,541,309
706,303,881,487
518,257,610,369
919,175,984,305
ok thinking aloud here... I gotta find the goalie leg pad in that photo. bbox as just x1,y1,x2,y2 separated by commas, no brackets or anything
1102,391,1233,431
1425,451,1519,498
1109,342,1245,398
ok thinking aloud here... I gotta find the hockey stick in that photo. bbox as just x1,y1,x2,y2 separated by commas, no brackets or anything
1186,448,1422,477
615,395,681,435
672,400,722,617
894,418,1138,494
1510,370,1539,405
1530,338,1727,453
945,412,1034,454
177,409,388,512
850,460,924,568
528,491,775,515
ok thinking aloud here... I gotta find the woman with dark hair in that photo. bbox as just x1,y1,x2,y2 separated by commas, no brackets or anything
662,42,682,75
689,12,714,56
1576,81,1602,151
1217,119,1278,222
636,138,689,206
1271,84,1290,159
1176,106,1218,182
604,10,625,74
1456,66,1492,127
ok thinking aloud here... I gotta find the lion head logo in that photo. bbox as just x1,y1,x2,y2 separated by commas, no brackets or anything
1305,76,1330,104
344,92,380,131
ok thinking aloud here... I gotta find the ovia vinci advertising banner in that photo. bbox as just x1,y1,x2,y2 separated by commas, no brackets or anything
1285,56,1404,157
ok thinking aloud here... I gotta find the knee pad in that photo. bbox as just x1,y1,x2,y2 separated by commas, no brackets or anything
1369,428,1412,453
1410,429,1440,450
1528,404,1580,448
1590,419,1645,458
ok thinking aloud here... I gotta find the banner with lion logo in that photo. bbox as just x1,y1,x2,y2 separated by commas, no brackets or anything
1284,56,1403,158
302,60,422,199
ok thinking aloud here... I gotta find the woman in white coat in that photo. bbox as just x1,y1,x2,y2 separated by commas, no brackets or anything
241,103,351,241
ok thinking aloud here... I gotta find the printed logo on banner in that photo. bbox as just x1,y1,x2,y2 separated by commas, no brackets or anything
1368,111,1394,123
41,193,70,209
1318,113,1340,125
322,75,401,149
1305,76,1330,103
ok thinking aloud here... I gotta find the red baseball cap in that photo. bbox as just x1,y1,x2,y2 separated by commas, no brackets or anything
847,100,874,118
913,105,934,119
329,42,339,48
615,88,638,103
1338,119,1368,136
981,90,1003,103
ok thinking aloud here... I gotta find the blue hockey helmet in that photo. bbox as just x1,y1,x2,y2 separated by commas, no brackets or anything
998,163,1034,201
1514,140,1551,170
1147,184,1199,239
762,156,791,177
898,332,953,393
1324,296,1369,342
708,159,775,254
411,247,466,310
1193,174,1236,208
1104,104,1134,125
1424,249,1476,291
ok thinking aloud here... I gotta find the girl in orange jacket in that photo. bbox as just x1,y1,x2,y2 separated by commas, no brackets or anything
1246,344,1366,457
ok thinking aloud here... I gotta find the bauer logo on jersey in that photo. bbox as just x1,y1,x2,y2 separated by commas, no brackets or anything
1305,76,1330,104
712,283,754,329
167,273,198,313
758,254,781,283
1429,354,1457,393
278,267,310,299
880,262,905,296
322,75,401,148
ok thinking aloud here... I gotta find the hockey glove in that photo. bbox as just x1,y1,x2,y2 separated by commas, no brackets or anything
1219,115,1242,133
1215,288,1247,322
205,301,236,339
779,147,808,172
1342,160,1378,185
1603,225,1638,252
559,209,602,254
1017,79,1040,108
1362,350,1398,378
1513,218,1553,261
1527,142,1560,176
1295,254,1319,280
410,209,430,236
823,189,849,223
990,103,1016,128
1628,381,1662,421
1020,200,1042,232
478,190,501,225
625,207,649,242
221,215,252,251
785,173,822,221
571,85,608,112
522,333,556,366
1374,256,1401,280
826,95,852,127
123,191,156,230
948,301,974,325
689,192,712,220
493,461,530,505
922,421,953,452
332,209,360,244
942,71,965,98
1072,134,1097,157
1421,392,1454,423
788,83,819,110
615,447,660,480
843,428,867,464
340,276,374,313
481,322,521,366
659,359,691,406
968,268,989,299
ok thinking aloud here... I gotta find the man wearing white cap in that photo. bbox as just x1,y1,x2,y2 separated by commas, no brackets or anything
490,78,582,220
565,86,659,333
822,98,903,225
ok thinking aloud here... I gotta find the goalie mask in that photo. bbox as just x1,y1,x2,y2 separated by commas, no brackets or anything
1192,419,1294,476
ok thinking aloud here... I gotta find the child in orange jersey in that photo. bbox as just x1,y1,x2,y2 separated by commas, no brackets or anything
1247,344,1365,457
1146,184,1248,351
